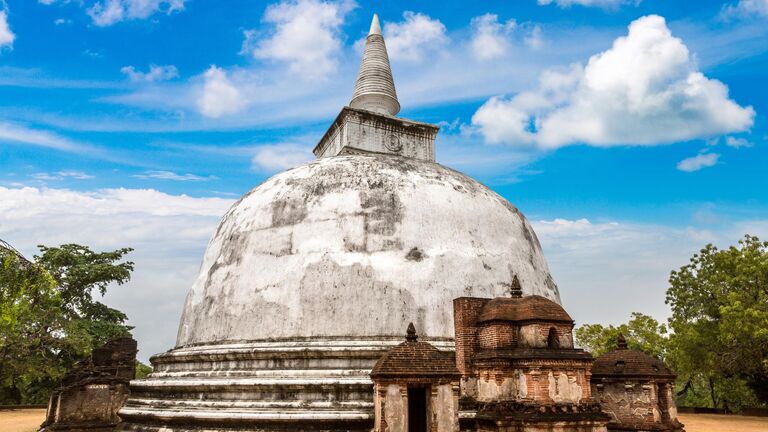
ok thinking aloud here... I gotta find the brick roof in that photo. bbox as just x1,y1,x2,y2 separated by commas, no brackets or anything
477,295,572,324
370,324,459,378
592,347,675,378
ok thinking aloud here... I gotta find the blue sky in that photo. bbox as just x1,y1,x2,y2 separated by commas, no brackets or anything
0,0,766,360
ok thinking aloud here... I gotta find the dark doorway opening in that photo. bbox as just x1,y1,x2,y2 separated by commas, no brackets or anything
547,327,559,348
408,387,427,432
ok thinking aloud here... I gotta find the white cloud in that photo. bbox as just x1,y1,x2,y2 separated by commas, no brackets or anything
246,0,355,80
132,170,218,181
86,0,185,26
725,135,752,148
676,152,719,172
537,0,640,8
32,171,95,181
524,25,544,50
0,122,87,152
197,66,245,118
0,11,15,50
383,11,448,62
0,186,233,362
721,0,768,19
469,14,516,61
472,15,755,149
252,144,313,172
121,64,179,82
532,217,768,326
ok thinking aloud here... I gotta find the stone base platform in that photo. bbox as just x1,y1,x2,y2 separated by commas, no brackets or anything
118,337,453,431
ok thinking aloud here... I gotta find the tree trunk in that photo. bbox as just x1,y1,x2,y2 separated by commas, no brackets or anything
708,377,718,408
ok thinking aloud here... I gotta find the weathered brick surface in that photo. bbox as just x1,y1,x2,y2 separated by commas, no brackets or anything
371,326,460,432
453,297,489,377
40,337,138,432
370,339,460,378
477,296,573,324
591,342,684,432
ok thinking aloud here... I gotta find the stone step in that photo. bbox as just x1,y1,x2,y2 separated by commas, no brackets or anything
148,368,374,379
117,406,374,431
131,377,373,389
126,398,374,410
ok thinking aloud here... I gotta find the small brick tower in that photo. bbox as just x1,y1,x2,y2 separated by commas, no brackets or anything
591,335,685,432
453,277,609,432
371,323,461,432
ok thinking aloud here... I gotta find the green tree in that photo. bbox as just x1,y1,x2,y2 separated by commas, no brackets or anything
36,244,135,352
575,312,668,358
667,235,768,409
0,243,135,404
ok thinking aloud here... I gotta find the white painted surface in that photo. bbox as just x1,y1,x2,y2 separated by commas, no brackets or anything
385,384,406,432
177,155,560,346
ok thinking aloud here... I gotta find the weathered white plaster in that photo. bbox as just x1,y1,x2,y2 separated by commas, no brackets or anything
477,372,528,401
350,14,399,116
385,384,406,432
434,384,458,432
548,372,583,403
177,155,561,346
520,325,545,348
518,370,528,398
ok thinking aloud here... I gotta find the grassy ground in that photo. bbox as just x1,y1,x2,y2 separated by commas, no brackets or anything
1,409,767,432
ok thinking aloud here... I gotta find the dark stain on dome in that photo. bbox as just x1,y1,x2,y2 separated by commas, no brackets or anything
406,247,425,261
271,197,308,227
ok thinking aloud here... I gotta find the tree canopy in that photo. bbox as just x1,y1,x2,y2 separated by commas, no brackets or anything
0,243,135,404
575,235,768,411
667,235,768,410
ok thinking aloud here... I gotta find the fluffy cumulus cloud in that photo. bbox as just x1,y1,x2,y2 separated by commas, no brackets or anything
251,144,313,172
383,11,448,62
246,0,355,80
537,0,640,8
721,0,768,18
470,14,516,61
0,11,15,49
121,64,179,82
0,186,233,361
676,152,720,172
197,66,245,118
86,0,186,26
472,15,755,149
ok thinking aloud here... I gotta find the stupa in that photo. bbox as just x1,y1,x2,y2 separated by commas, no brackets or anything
118,14,561,431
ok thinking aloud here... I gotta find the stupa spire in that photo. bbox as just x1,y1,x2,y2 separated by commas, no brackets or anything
350,13,400,116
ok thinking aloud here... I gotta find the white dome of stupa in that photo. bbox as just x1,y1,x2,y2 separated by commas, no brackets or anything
176,154,560,347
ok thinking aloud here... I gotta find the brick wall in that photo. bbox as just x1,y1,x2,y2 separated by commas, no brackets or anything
453,297,489,376
478,323,517,350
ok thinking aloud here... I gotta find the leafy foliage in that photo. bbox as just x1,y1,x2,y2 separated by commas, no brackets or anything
0,243,134,404
575,235,768,411
575,312,668,358
667,235,768,409
135,361,153,380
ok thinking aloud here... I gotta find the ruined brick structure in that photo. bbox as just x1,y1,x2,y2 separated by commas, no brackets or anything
452,279,610,432
371,323,461,432
40,337,137,432
591,336,684,432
